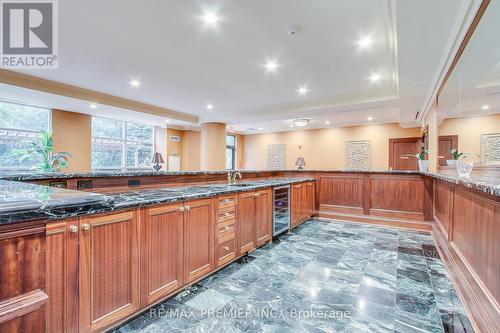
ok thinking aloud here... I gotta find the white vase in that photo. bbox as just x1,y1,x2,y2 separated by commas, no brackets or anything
418,160,429,172
446,160,457,166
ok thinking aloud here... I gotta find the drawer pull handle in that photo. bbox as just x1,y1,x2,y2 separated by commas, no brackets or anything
223,246,230,251
185,206,191,211
224,212,231,217
179,206,185,212
223,198,231,203
69,225,78,233
81,223,90,231
225,226,231,230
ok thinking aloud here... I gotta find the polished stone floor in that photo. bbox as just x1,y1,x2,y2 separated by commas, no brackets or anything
111,219,474,333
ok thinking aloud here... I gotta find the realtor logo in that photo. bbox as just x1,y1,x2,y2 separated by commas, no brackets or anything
1,0,58,68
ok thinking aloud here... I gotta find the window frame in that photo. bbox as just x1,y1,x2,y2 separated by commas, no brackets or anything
226,134,237,170
91,116,155,171
0,100,51,171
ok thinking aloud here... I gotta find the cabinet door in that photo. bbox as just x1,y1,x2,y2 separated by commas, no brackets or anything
305,182,315,217
142,203,184,306
255,189,272,247
291,184,302,227
79,211,140,333
46,220,79,333
238,191,256,254
184,199,214,284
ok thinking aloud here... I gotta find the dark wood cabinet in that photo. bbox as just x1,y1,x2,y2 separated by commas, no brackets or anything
238,191,256,254
79,211,140,333
255,189,272,246
141,203,184,306
183,199,214,283
46,220,79,333
291,182,315,228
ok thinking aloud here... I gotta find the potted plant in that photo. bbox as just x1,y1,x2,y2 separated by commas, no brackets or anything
447,148,463,166
416,149,429,172
16,131,71,172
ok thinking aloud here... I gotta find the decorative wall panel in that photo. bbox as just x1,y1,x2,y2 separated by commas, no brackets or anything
481,133,500,165
345,140,371,170
267,144,286,170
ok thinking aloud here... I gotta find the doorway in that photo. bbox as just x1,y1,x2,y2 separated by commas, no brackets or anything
438,135,458,166
389,137,421,170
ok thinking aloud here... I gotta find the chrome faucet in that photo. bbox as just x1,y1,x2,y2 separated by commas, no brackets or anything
227,171,242,185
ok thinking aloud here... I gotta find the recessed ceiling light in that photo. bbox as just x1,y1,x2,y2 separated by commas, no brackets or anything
206,103,214,110
324,121,330,125
357,36,374,49
481,105,490,110
367,116,373,121
258,127,263,131
165,119,170,123
369,74,381,82
297,86,309,95
202,11,219,25
89,103,97,109
129,79,141,87
264,60,279,73
289,124,294,128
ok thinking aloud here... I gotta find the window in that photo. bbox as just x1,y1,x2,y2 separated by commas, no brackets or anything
91,117,154,170
226,134,236,170
0,101,50,170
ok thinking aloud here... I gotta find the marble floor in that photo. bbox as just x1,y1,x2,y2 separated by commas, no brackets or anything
110,219,474,333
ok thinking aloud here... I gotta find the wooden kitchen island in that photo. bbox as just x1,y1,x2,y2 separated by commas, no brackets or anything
0,169,498,332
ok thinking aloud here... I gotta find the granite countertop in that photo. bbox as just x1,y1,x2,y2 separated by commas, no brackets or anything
423,170,500,197
0,169,420,181
0,177,314,225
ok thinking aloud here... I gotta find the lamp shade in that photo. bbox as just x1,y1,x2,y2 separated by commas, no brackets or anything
152,152,164,164
295,157,305,167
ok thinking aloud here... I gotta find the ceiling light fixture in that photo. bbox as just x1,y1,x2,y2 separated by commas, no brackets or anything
206,103,214,110
264,60,279,73
165,119,170,123
129,79,141,87
293,119,310,127
289,125,294,128
324,120,330,125
202,11,219,25
369,73,381,82
357,36,374,49
481,105,490,110
297,86,309,95
89,104,97,109
367,116,373,121
258,127,263,131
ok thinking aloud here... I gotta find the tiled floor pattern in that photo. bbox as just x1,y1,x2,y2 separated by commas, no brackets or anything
111,219,474,333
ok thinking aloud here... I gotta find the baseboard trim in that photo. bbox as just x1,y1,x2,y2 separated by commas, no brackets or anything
317,211,433,231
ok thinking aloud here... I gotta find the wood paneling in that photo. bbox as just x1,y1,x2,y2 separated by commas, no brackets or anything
255,189,272,246
238,191,256,254
305,182,315,216
433,180,454,238
318,175,363,214
369,174,425,220
141,203,184,305
46,220,79,333
452,189,499,304
79,211,140,333
0,224,47,332
183,199,214,283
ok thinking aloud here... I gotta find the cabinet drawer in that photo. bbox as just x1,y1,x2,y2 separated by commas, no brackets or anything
217,238,236,267
218,207,236,222
218,196,236,209
218,223,235,244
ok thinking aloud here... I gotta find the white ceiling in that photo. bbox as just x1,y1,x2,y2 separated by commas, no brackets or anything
1,0,476,132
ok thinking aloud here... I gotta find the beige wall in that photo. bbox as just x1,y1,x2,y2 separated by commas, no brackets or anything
439,113,500,163
52,109,91,172
235,133,244,169
181,130,201,171
154,126,167,159
166,128,183,157
243,123,420,170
